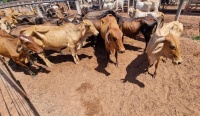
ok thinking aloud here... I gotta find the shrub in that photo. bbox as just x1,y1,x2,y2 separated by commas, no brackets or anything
192,36,200,40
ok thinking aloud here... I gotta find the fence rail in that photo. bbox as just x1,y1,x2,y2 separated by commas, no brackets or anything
0,0,67,9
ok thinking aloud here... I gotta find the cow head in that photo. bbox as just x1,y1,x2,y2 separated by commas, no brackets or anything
18,35,43,54
82,19,99,37
128,7,136,18
155,33,182,65
0,20,11,33
106,28,125,53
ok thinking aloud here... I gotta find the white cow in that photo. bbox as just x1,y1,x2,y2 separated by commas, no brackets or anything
136,0,159,12
103,0,124,11
128,8,165,28
156,21,183,37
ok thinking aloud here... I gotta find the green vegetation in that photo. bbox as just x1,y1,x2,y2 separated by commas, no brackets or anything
192,36,200,40
3,0,8,3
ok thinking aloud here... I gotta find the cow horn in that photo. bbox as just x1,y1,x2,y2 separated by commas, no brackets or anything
155,37,165,44
169,27,174,34
16,44,23,53
105,31,110,43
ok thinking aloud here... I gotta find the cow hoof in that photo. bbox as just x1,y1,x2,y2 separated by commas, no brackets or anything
152,74,156,79
75,62,80,64
162,59,166,63
47,63,53,67
30,73,36,78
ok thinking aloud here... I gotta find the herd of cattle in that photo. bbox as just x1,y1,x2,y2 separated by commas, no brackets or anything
0,1,183,78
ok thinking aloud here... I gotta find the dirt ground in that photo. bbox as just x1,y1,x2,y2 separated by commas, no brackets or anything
0,12,200,116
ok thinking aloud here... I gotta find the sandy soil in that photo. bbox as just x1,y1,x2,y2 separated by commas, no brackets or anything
0,13,200,116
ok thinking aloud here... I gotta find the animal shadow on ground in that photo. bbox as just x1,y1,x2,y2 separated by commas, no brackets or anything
83,35,97,48
48,54,92,64
34,50,92,65
124,44,141,51
122,53,148,88
8,59,50,76
93,37,111,76
126,34,146,43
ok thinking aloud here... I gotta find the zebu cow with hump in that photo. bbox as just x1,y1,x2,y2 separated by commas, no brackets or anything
0,30,43,77
22,19,99,67
100,14,125,66
146,21,183,77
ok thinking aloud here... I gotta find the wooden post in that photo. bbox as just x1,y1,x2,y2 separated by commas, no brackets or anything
99,0,102,9
67,1,71,13
132,0,135,6
116,0,119,10
199,21,200,36
40,4,45,12
75,0,82,15
29,5,33,11
175,0,184,21
36,5,44,18
128,0,130,14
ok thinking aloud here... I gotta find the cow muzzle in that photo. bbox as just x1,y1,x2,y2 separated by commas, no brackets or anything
94,31,99,36
118,49,125,54
173,58,183,65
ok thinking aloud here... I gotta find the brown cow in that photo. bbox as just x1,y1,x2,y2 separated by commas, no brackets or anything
84,10,158,52
146,33,182,78
100,14,125,66
22,19,99,67
119,16,158,52
82,9,108,31
0,30,43,77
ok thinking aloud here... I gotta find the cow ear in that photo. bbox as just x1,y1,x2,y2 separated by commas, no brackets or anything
155,37,165,44
81,24,86,36
105,31,110,43
3,20,7,24
16,44,23,53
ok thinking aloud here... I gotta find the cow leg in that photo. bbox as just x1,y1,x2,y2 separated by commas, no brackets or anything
115,51,118,66
147,57,154,76
106,50,111,66
153,58,161,78
107,50,111,60
70,45,79,64
26,62,36,78
75,47,80,62
38,53,53,67
143,35,150,53
14,60,35,77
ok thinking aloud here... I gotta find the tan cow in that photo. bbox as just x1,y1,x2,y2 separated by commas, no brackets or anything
0,19,11,33
0,30,43,77
100,14,125,66
0,16,18,29
147,21,183,77
22,19,99,67
146,22,183,77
